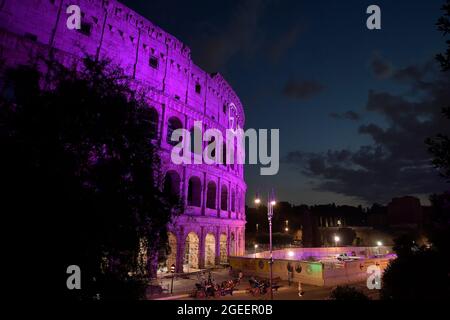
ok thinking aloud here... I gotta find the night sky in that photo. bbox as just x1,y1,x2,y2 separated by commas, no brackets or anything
121,0,449,207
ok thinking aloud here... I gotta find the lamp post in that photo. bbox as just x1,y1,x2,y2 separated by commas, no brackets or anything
170,264,176,294
255,190,276,300
254,244,258,258
334,235,340,247
376,241,383,255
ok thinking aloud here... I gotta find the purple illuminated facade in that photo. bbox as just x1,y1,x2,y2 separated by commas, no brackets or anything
0,0,246,273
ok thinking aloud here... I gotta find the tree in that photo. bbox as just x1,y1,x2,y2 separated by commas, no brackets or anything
381,246,448,300
0,57,181,300
329,286,370,300
426,0,450,181
436,0,450,71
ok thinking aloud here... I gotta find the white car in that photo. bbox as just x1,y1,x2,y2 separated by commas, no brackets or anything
336,253,360,261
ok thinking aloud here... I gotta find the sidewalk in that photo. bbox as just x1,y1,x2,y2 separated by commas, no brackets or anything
148,270,299,300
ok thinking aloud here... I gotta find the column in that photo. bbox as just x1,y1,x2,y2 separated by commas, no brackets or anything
241,226,246,256
228,181,232,219
198,226,205,269
226,226,231,257
201,172,207,216
217,177,221,217
215,226,221,265
176,227,185,273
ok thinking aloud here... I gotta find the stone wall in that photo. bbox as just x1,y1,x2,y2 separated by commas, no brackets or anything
0,0,247,273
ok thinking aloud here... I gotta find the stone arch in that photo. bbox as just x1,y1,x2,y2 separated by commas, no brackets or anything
184,232,199,272
166,232,177,271
142,106,159,139
220,233,227,263
222,142,227,165
163,170,180,198
231,189,236,212
187,176,201,207
221,185,228,211
167,116,183,145
189,126,202,155
230,232,236,255
205,233,216,267
206,181,216,209
207,136,216,160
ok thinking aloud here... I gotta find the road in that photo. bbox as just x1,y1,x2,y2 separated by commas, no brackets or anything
151,269,380,300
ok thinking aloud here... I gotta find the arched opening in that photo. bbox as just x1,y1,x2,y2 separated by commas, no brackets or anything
230,232,236,256
206,181,216,209
205,233,216,267
220,234,227,263
222,142,227,165
166,232,177,272
188,176,201,207
189,126,202,155
207,136,216,160
163,170,180,199
142,107,159,139
167,116,183,145
221,185,228,211
231,189,236,212
183,232,199,272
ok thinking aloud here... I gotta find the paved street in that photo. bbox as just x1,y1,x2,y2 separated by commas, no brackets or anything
149,269,380,300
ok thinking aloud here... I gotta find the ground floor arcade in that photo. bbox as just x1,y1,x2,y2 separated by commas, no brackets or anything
160,216,246,273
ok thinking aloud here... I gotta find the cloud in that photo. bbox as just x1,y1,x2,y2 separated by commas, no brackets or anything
330,111,361,121
268,24,302,63
283,80,325,100
285,60,449,204
193,0,270,71
370,53,392,79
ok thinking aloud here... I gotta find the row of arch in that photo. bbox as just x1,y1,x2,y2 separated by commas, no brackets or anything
164,170,244,213
165,232,235,272
143,107,241,170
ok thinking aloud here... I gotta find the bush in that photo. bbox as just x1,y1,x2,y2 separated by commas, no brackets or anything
329,286,370,300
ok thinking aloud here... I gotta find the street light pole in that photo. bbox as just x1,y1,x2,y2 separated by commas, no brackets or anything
268,199,274,301
255,191,276,300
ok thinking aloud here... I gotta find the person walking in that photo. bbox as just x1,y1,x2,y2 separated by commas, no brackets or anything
298,281,303,297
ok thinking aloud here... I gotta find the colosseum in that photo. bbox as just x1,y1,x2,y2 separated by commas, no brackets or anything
0,0,246,273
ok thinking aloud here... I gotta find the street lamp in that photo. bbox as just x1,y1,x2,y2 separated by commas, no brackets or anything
254,190,276,300
376,241,383,255
254,244,258,258
170,264,176,294
334,235,340,247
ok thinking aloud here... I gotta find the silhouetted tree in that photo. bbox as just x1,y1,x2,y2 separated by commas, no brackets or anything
329,286,370,300
426,0,450,181
381,245,448,300
0,57,181,300
436,0,450,71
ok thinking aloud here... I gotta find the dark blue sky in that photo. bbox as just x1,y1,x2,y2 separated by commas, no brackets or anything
122,0,449,207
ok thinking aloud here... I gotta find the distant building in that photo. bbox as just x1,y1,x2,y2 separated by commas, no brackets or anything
387,196,427,228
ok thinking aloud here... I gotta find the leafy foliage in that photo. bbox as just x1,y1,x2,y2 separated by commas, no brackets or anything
329,286,370,300
427,0,450,180
0,57,181,300
436,0,450,71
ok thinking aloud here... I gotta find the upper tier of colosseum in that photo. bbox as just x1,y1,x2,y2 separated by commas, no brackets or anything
0,0,245,130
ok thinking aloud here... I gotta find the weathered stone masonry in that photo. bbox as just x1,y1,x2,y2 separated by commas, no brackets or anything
0,0,246,273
